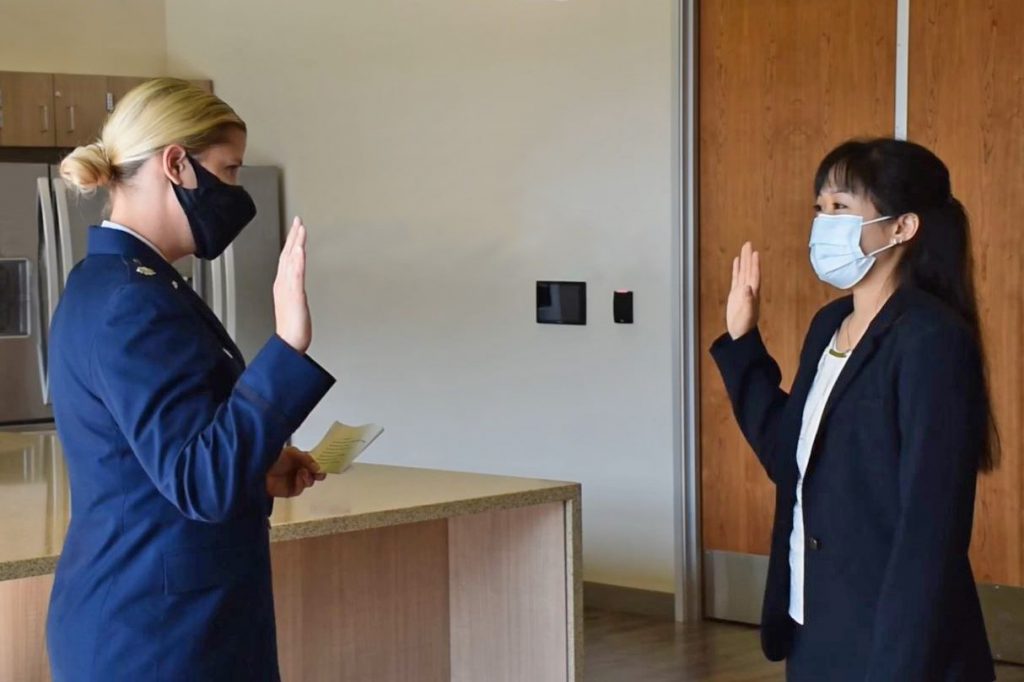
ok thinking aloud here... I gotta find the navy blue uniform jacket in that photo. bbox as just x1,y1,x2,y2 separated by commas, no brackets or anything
710,287,993,681
46,227,335,681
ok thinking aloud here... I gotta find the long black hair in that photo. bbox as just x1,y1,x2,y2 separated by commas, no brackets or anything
814,138,998,472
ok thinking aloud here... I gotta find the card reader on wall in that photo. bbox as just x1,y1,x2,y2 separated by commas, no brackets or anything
614,290,634,324
536,281,586,325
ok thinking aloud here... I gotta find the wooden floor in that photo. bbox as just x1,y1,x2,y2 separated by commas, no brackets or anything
584,609,1024,681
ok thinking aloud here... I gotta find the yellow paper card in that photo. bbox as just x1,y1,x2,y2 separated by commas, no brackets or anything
310,421,384,474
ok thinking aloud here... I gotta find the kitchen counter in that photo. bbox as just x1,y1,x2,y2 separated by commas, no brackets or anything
0,432,577,580
0,432,582,681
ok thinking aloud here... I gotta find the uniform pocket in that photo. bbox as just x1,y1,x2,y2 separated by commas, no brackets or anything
163,543,262,594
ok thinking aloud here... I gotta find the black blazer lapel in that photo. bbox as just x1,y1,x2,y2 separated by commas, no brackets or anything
795,300,851,400
773,297,853,485
801,289,912,479
820,288,910,424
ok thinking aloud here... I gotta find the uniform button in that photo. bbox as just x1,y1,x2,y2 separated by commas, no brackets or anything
172,281,179,289
808,537,822,551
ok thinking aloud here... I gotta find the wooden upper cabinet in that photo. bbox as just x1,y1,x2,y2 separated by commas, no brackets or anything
106,76,150,113
0,72,56,147
0,72,215,149
53,74,109,148
107,78,214,115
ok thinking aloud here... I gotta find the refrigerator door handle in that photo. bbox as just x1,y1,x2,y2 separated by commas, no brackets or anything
52,178,75,287
191,257,202,294
223,244,237,341
210,253,226,326
36,177,60,405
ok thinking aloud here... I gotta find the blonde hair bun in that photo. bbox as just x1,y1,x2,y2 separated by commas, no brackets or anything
58,78,245,196
61,142,114,194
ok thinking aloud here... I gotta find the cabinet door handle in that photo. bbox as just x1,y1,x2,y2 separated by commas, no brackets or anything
0,87,4,107
68,105,76,132
41,104,50,132
0,110,5,130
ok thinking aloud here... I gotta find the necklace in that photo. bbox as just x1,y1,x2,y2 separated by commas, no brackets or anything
829,336,849,358
833,288,892,358
830,318,854,358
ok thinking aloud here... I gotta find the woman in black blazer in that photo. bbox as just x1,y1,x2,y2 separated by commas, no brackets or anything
711,138,997,681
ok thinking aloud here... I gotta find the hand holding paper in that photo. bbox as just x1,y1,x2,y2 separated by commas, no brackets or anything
266,446,325,498
310,421,384,474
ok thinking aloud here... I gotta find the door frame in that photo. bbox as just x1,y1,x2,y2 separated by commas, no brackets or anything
672,0,702,623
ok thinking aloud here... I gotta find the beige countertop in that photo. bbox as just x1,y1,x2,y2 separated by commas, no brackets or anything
0,432,579,582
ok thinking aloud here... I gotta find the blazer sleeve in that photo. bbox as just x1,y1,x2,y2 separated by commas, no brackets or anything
864,325,984,681
91,281,336,523
709,327,790,482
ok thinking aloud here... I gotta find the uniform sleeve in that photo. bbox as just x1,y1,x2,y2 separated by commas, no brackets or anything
91,282,335,523
709,327,790,482
864,325,983,681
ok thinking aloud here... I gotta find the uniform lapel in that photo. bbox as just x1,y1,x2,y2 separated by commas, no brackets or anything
175,273,247,372
87,227,246,371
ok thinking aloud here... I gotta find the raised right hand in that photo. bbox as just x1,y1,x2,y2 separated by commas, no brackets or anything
726,241,760,340
274,217,312,354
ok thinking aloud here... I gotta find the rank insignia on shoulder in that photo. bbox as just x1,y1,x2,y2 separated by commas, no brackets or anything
136,266,157,277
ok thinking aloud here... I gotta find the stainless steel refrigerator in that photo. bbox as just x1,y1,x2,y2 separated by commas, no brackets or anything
0,162,282,429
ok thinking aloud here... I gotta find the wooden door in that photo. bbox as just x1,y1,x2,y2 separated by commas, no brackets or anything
908,0,1024,588
698,0,897,556
0,72,55,147
53,74,108,148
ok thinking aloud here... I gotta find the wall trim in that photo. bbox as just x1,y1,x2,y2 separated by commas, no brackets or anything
584,581,675,620
979,583,1024,665
895,0,910,138
703,550,768,626
704,550,1024,664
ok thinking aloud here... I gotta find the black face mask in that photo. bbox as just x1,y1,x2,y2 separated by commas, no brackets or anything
173,155,257,260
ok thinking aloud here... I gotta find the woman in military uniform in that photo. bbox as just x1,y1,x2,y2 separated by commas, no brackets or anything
46,78,334,681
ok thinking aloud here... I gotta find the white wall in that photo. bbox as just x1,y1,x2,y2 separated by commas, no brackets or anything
0,0,166,76
167,0,679,592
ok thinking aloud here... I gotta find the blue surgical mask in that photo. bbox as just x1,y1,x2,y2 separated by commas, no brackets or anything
809,213,896,289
